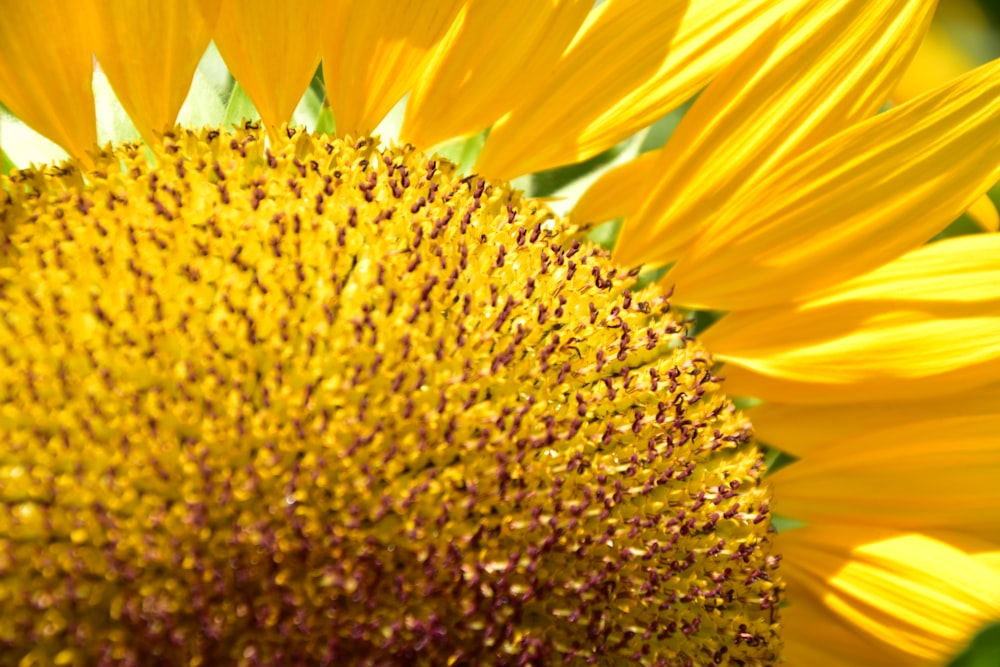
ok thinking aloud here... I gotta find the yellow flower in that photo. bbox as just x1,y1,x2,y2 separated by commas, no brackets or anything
2,1,1000,666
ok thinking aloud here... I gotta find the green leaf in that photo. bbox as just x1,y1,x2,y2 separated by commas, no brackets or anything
177,69,228,130
762,449,797,476
770,514,807,532
292,82,325,132
313,106,336,135
638,96,695,153
197,43,234,97
432,129,488,175
224,83,260,128
1,147,14,175
299,65,333,133
373,96,408,145
687,308,725,336
520,94,697,217
528,141,629,199
93,69,140,146
587,219,622,251
949,623,1000,667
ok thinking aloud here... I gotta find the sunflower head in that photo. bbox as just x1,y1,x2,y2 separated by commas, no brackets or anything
0,126,780,665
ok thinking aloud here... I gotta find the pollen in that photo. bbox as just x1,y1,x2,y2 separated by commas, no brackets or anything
0,126,781,666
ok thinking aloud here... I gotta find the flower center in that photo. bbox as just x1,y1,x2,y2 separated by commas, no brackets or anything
0,125,781,665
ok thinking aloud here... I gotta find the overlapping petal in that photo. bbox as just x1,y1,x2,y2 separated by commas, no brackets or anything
781,528,1000,665
967,193,1000,232
770,415,1000,536
0,2,96,162
750,383,1000,457
807,232,1000,306
704,235,1000,403
782,591,904,667
892,16,978,103
322,1,463,136
211,0,323,137
91,0,213,145
401,1,591,150
476,0,800,179
613,0,935,267
667,58,1000,310
891,16,1000,233
978,552,1000,574
571,149,660,225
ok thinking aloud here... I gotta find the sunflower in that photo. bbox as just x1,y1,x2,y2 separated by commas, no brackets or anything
1,1,999,666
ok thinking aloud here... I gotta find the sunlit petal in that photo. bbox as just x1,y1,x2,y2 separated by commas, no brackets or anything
668,58,1000,310
476,0,799,179
91,0,212,145
401,0,590,150
323,1,463,137
891,12,999,233
977,552,1000,574
614,0,934,267
704,235,1000,403
781,528,1000,664
211,0,323,137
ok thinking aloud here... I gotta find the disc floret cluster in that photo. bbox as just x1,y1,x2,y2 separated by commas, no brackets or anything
0,126,780,666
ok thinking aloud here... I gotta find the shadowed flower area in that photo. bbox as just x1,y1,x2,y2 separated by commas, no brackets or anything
1,1,1000,666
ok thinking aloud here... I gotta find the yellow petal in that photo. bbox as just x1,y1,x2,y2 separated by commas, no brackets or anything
571,149,660,224
211,0,323,137
781,527,1000,664
782,588,905,667
0,2,96,162
90,0,212,145
750,383,1000,457
770,415,1000,536
704,235,1000,403
892,21,977,104
475,0,800,180
977,552,1000,574
667,57,1000,311
323,1,463,137
401,0,590,150
968,193,1000,232
892,18,999,233
807,233,1000,305
614,0,935,268
715,310,1000,404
